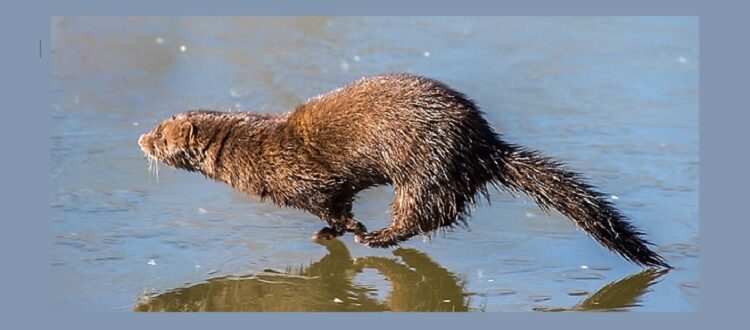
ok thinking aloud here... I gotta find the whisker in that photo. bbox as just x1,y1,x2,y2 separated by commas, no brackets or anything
146,156,152,177
145,155,160,183
154,158,160,183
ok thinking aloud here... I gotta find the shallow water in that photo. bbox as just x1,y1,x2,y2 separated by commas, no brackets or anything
50,17,698,312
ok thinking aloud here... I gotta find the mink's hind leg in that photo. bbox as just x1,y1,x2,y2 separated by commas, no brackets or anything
355,181,468,248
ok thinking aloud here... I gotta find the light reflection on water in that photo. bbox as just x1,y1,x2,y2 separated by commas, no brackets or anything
51,17,698,311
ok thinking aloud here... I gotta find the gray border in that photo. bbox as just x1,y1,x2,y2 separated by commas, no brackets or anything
4,0,748,328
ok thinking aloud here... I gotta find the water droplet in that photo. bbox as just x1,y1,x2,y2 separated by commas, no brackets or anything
229,88,241,98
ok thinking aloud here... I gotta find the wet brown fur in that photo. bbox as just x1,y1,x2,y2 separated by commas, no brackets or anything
138,73,669,268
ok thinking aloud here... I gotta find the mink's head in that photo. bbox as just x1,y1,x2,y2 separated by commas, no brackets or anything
138,112,208,172
139,110,280,178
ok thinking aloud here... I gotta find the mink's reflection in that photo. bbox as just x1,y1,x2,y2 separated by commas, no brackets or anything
133,239,666,312
134,240,469,312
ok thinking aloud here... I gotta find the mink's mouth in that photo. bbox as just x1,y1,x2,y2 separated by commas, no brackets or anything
137,133,156,157
138,133,162,180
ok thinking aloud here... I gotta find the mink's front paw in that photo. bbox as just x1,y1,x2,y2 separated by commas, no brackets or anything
311,227,342,240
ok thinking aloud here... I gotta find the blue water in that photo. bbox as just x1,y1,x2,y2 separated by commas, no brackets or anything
51,17,698,311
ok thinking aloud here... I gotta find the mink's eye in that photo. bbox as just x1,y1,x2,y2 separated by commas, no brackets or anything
156,132,163,139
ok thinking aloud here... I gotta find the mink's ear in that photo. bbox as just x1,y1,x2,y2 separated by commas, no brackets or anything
179,120,195,142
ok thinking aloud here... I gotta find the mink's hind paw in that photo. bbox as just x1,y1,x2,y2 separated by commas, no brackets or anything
354,228,404,248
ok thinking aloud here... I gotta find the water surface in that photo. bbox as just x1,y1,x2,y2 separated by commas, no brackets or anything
51,17,699,311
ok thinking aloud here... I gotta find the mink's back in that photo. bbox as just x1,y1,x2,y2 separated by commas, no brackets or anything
285,74,500,185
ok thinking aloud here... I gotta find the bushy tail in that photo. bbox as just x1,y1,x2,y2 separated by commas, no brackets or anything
493,142,670,268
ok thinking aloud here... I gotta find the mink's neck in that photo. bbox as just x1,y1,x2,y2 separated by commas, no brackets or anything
198,113,292,198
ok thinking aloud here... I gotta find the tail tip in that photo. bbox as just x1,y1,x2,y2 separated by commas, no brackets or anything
636,252,672,270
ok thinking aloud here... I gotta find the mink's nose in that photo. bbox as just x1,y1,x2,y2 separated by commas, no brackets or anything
138,134,146,149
